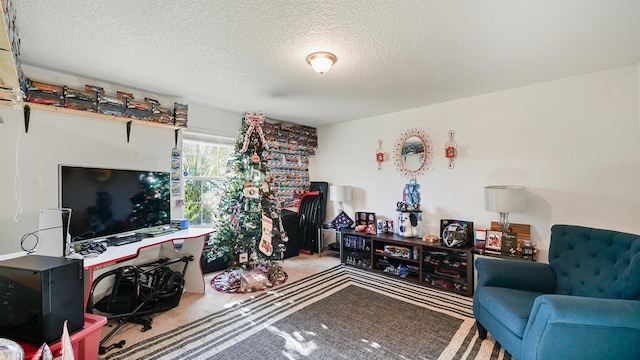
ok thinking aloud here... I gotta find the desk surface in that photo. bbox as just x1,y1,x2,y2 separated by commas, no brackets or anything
83,227,214,269
0,228,215,269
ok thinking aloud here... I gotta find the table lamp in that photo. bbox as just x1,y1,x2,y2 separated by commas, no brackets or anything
484,185,525,233
330,185,352,213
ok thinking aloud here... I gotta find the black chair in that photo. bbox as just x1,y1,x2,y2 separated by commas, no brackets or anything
309,181,328,224
86,256,192,354
298,191,323,253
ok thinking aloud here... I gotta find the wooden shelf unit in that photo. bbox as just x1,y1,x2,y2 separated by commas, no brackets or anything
341,229,474,296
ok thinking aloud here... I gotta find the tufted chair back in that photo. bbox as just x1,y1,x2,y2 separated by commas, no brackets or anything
549,224,640,300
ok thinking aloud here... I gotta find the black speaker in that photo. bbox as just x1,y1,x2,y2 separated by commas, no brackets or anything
0,255,84,344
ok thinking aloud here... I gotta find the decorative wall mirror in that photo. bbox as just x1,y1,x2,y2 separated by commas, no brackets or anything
393,127,433,178
402,136,425,171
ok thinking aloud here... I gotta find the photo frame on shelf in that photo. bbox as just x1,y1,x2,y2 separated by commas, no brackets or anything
355,211,376,227
501,232,518,255
486,230,502,252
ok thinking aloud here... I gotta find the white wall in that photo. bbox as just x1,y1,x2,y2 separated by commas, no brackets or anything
310,65,640,263
3,64,638,260
0,68,241,254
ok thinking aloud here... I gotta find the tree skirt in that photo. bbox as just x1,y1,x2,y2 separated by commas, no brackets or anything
212,266,288,293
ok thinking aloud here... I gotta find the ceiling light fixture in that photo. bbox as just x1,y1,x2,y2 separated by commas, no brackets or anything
306,52,337,74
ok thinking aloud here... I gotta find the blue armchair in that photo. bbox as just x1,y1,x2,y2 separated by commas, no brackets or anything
474,224,640,359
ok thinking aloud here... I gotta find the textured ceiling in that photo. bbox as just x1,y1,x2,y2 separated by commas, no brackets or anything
13,0,640,127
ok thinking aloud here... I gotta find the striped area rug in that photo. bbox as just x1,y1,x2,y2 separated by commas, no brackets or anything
102,265,511,360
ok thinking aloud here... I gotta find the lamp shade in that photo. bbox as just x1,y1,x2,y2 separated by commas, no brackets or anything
330,185,352,202
484,185,525,213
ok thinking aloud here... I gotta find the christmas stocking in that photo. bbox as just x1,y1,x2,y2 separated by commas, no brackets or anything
259,214,273,256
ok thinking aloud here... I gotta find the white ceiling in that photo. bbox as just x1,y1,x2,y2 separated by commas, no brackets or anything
14,0,640,127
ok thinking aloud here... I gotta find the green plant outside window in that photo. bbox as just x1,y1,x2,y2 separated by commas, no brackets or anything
182,140,233,225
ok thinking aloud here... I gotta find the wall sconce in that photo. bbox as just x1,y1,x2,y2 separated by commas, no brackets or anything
306,52,337,74
484,185,526,233
445,130,457,169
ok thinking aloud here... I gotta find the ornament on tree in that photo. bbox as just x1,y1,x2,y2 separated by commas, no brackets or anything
244,186,259,199
251,151,260,163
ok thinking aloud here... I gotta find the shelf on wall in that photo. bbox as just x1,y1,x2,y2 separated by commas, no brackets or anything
27,102,185,130
25,103,184,145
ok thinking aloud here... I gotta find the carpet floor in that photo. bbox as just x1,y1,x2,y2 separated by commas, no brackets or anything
101,264,511,360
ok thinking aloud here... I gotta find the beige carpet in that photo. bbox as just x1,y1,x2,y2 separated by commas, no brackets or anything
99,253,343,352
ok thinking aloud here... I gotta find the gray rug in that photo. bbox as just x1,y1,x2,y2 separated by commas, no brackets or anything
102,265,511,360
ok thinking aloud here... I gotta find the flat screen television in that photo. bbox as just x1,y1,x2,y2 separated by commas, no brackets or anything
59,165,171,241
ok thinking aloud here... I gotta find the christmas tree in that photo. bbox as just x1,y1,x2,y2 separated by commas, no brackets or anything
206,113,288,272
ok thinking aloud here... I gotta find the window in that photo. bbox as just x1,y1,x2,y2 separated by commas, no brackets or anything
182,137,234,226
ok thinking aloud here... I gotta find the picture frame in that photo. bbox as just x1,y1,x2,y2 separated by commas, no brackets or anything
355,211,376,227
501,232,518,255
485,230,502,252
474,229,486,248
